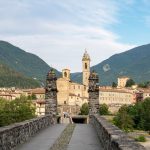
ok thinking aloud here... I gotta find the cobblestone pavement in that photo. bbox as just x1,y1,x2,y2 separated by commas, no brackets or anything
16,124,67,150
67,124,103,150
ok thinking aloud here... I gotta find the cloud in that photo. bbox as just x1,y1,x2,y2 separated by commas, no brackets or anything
0,0,136,72
0,24,135,72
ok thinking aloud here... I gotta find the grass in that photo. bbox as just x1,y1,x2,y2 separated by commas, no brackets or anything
135,135,146,142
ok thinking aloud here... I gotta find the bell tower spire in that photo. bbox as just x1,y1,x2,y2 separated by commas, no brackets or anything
82,49,90,86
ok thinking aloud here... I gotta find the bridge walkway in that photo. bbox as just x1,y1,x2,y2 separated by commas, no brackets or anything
67,124,103,150
16,124,67,150
16,124,103,150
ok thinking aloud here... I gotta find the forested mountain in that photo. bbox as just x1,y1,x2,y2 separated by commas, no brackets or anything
0,64,40,88
0,40,150,87
0,41,60,87
72,44,150,85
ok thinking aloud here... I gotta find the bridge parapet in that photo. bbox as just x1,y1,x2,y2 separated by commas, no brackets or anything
0,115,54,150
90,115,146,150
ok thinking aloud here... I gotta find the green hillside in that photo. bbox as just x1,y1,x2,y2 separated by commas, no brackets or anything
72,44,150,85
0,41,60,86
0,64,40,88
1,40,149,86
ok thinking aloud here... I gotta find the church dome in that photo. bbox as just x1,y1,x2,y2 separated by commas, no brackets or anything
82,50,90,61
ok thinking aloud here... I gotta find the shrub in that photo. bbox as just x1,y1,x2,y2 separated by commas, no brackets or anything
113,105,134,132
99,103,109,115
80,103,89,115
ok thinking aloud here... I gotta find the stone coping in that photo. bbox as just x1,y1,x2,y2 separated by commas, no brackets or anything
90,114,146,150
0,115,55,150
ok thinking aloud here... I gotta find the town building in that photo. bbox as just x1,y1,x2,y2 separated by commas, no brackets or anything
35,100,45,116
117,76,130,88
99,87,136,113
143,89,150,99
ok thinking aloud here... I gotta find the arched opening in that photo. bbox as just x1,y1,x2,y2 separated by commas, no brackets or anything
64,72,67,77
85,63,87,69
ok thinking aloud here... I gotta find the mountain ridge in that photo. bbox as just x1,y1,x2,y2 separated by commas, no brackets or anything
0,40,150,87
0,41,60,87
0,63,40,88
72,43,150,85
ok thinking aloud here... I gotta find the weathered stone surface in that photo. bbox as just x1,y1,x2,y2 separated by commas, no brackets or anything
88,71,99,115
0,115,54,150
90,115,146,150
45,69,58,124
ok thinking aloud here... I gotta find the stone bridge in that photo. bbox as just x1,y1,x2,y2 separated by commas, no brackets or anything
0,114,145,150
0,70,146,150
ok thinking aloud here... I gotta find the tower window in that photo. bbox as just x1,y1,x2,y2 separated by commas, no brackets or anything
64,101,66,104
64,72,67,77
85,63,87,69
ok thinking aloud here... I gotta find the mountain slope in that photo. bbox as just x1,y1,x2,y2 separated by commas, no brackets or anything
72,44,150,85
0,64,40,88
0,41,60,84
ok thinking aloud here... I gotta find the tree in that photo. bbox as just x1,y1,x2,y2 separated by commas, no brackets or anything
31,94,37,100
27,94,37,100
140,98,150,132
138,81,150,88
113,99,150,133
125,79,135,87
112,82,117,88
99,104,109,115
127,98,150,132
80,103,89,115
113,105,134,132
0,96,36,127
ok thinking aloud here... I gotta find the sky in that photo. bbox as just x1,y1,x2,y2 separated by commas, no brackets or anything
0,0,150,72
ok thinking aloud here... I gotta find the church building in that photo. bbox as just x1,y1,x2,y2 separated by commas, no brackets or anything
57,51,91,115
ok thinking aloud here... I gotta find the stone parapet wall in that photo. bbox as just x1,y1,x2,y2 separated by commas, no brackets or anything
0,115,55,150
90,115,145,150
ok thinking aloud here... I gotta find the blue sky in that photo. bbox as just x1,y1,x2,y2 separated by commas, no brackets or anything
0,0,150,72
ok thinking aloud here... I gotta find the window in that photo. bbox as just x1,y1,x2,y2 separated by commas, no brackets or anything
64,72,67,77
64,101,66,104
85,63,87,69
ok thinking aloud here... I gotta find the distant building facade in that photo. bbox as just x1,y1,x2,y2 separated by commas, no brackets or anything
117,76,130,88
99,87,136,113
35,100,45,116
143,89,150,99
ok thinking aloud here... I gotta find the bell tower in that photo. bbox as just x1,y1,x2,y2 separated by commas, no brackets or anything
62,69,70,81
82,50,90,86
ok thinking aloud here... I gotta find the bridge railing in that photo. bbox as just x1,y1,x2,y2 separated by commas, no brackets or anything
90,114,146,150
0,115,55,150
